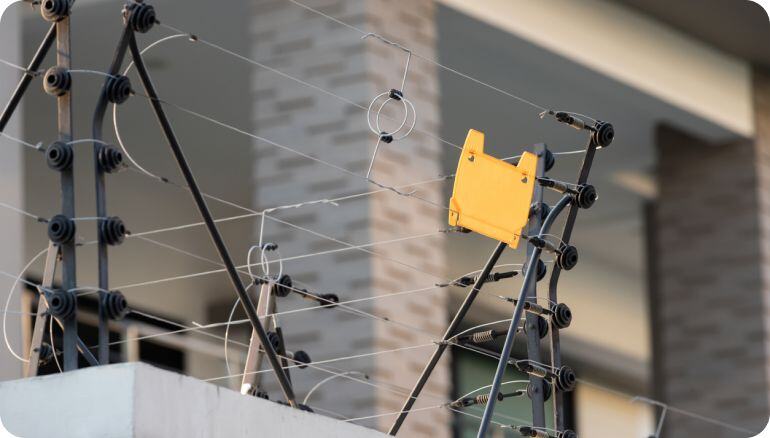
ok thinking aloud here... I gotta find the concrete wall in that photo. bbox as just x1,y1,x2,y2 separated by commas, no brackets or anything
0,363,386,438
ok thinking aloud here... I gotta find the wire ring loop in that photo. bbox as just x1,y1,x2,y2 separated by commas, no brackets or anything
366,91,417,141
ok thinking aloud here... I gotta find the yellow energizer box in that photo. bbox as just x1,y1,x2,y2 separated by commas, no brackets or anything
448,129,538,248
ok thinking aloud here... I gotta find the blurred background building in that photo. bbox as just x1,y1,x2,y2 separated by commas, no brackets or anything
0,0,768,436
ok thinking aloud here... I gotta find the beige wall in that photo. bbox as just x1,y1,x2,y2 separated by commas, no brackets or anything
576,384,654,437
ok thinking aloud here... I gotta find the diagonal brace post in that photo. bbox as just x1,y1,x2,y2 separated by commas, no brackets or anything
388,241,507,435
125,32,297,407
0,23,56,132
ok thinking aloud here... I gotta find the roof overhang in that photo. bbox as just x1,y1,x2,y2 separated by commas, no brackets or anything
438,0,755,138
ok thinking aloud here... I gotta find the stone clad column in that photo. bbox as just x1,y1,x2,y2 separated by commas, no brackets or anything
652,102,770,435
251,1,449,436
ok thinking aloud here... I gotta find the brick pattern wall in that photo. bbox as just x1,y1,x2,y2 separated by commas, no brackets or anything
251,0,450,436
653,124,769,436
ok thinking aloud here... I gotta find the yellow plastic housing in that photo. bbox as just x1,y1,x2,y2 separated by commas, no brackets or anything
448,129,538,248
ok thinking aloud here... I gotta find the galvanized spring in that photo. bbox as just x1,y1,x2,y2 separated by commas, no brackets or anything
473,392,503,405
469,330,496,344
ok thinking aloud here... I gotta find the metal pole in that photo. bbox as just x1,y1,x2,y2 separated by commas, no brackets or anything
126,33,298,407
388,242,507,435
477,194,572,438
523,144,546,427
56,15,78,372
547,136,598,430
92,27,131,365
0,24,56,132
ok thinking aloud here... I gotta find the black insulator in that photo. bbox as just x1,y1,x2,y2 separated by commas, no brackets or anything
45,141,73,171
103,290,129,320
255,389,269,400
261,242,278,251
100,216,127,246
523,301,546,315
380,132,394,143
537,177,570,194
544,148,555,172
523,315,549,339
522,259,547,282
47,214,75,244
124,2,156,33
97,145,124,173
292,350,311,369
575,184,597,209
557,245,579,270
266,331,282,351
551,303,572,329
592,121,614,148
556,366,577,392
36,342,54,365
527,380,552,402
530,202,551,223
389,89,403,100
298,404,314,412
43,66,71,96
48,290,76,320
40,0,70,21
527,236,546,250
555,111,587,131
485,270,518,283
317,293,339,308
272,274,292,297
105,75,132,104
561,430,577,438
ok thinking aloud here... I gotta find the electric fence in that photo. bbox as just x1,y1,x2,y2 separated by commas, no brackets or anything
6,2,745,437
0,0,95,375
388,117,614,438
